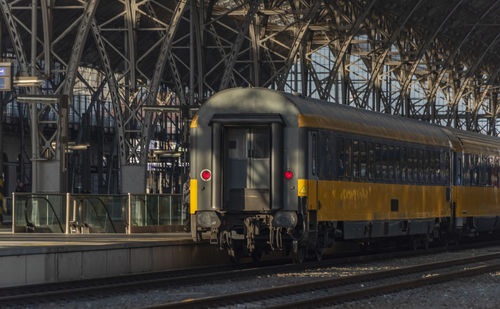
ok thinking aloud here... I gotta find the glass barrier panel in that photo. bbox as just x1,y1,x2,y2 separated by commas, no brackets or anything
13,193,66,233
68,195,127,233
130,194,184,232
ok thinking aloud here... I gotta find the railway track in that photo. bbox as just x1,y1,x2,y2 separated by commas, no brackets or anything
148,252,500,309
1,239,499,306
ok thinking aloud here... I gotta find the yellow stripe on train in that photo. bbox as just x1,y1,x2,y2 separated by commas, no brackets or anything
190,179,197,214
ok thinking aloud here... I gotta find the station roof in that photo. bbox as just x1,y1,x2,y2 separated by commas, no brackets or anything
2,0,499,92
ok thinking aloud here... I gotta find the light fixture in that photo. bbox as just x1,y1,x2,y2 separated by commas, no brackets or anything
16,95,59,105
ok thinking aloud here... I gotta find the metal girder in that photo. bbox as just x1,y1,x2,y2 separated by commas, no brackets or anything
144,0,187,105
448,32,500,126
398,0,465,115
90,18,127,165
140,0,187,165
359,0,425,107
40,0,52,76
61,0,99,97
320,0,378,100
276,1,321,90
0,0,29,73
219,0,261,90
125,0,137,90
427,0,500,106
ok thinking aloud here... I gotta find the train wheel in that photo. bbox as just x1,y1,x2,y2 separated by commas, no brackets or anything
292,246,306,264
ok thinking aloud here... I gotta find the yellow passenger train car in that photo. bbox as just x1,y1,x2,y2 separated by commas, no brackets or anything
190,88,500,262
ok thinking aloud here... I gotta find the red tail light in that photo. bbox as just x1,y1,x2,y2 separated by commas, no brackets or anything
284,170,293,180
201,169,212,181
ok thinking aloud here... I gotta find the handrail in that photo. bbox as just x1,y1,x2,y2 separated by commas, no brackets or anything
19,196,65,233
77,197,118,233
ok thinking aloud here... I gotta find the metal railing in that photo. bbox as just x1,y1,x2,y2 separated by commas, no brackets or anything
11,193,186,234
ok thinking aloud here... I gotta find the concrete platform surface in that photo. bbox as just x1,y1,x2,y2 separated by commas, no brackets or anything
0,232,193,256
0,232,230,288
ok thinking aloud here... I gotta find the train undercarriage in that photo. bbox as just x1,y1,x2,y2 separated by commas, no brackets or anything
199,210,500,263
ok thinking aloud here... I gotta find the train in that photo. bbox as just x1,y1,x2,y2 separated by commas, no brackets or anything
189,88,500,262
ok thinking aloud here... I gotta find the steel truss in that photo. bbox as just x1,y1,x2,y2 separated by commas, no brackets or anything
0,0,499,193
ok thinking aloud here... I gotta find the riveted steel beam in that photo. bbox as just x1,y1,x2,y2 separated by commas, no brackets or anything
140,0,187,165
62,0,99,97
276,1,321,90
90,18,127,165
219,0,261,90
0,0,29,73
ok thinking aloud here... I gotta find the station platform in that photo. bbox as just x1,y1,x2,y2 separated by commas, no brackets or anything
0,230,229,288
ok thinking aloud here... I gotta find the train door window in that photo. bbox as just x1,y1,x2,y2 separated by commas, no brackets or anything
310,131,318,177
336,137,345,178
455,154,462,185
353,140,359,179
368,143,374,180
463,154,470,186
401,147,407,183
321,133,334,179
360,142,367,179
375,144,382,180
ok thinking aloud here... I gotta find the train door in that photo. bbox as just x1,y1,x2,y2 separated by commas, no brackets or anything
224,126,271,212
308,131,319,211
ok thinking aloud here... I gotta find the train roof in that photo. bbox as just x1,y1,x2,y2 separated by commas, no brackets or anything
200,88,500,155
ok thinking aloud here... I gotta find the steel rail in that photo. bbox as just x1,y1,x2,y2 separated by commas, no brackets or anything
267,262,500,309
149,252,500,309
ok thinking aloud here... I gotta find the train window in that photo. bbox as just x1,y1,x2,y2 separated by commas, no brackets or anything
444,152,450,184
250,127,270,158
353,140,359,179
360,142,367,179
407,148,413,183
368,143,374,179
227,128,247,159
310,131,318,177
472,155,478,185
401,147,407,183
424,150,430,183
455,155,462,185
382,145,388,180
394,146,401,182
337,137,344,178
375,144,382,180
488,156,494,186
386,145,394,181
319,132,333,179
417,150,424,183
481,155,488,186
491,157,500,188
463,154,470,186
344,139,352,178
433,151,440,184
